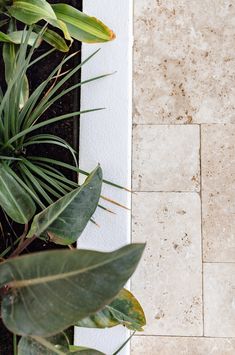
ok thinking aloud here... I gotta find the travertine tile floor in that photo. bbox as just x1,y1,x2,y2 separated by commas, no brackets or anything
131,1,235,354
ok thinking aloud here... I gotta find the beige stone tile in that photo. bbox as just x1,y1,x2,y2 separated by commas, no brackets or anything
132,125,200,192
204,263,235,337
134,0,235,124
131,336,235,355
131,192,202,336
202,124,235,262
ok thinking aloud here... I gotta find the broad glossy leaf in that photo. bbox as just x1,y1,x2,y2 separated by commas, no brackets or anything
27,166,102,244
0,164,36,223
8,0,72,42
69,346,104,354
18,336,105,354
0,244,145,336
18,334,70,355
77,289,146,331
52,4,115,43
35,26,69,52
8,0,57,25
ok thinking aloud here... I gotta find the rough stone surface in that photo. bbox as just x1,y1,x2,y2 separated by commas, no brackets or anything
202,124,235,262
131,0,235,352
131,336,235,355
204,263,235,337
132,192,202,335
132,125,200,192
134,0,235,124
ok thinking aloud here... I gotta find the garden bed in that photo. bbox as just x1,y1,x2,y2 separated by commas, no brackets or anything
0,1,81,352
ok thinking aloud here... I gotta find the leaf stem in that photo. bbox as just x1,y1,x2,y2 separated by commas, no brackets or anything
13,334,17,355
9,235,36,258
112,332,135,355
17,223,29,248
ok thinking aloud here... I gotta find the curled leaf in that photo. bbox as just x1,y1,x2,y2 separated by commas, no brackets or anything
77,289,146,331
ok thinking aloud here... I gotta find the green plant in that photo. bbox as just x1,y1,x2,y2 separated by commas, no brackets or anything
0,0,115,49
0,0,115,111
0,23,146,355
0,29,114,224
0,160,146,352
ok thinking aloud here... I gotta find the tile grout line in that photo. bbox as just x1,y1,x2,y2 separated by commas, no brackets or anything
132,334,235,339
199,123,205,337
204,261,235,264
132,122,235,126
132,191,201,193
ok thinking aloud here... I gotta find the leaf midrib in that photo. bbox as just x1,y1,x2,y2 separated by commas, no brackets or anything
12,1,56,20
8,247,138,289
54,8,110,40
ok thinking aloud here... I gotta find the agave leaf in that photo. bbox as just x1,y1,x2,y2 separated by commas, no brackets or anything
0,163,36,223
52,4,115,43
0,244,145,336
77,289,146,331
27,165,102,244
3,41,29,110
2,41,16,82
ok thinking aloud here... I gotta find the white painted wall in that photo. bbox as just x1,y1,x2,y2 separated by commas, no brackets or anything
75,1,133,354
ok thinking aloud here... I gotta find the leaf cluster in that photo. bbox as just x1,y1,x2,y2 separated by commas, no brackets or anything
0,5,146,354
0,0,115,51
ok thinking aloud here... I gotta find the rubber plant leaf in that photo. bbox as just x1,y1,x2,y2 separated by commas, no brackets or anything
18,335,104,354
27,165,102,244
76,289,146,331
8,0,72,41
0,244,145,336
69,346,104,354
18,333,70,355
52,3,116,43
0,164,36,224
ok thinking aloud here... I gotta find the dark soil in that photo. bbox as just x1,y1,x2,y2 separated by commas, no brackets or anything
0,1,82,353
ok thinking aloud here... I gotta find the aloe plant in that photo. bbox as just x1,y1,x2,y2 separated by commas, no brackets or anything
0,29,109,225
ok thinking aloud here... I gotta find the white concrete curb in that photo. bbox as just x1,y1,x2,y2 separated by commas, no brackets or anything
75,1,133,354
